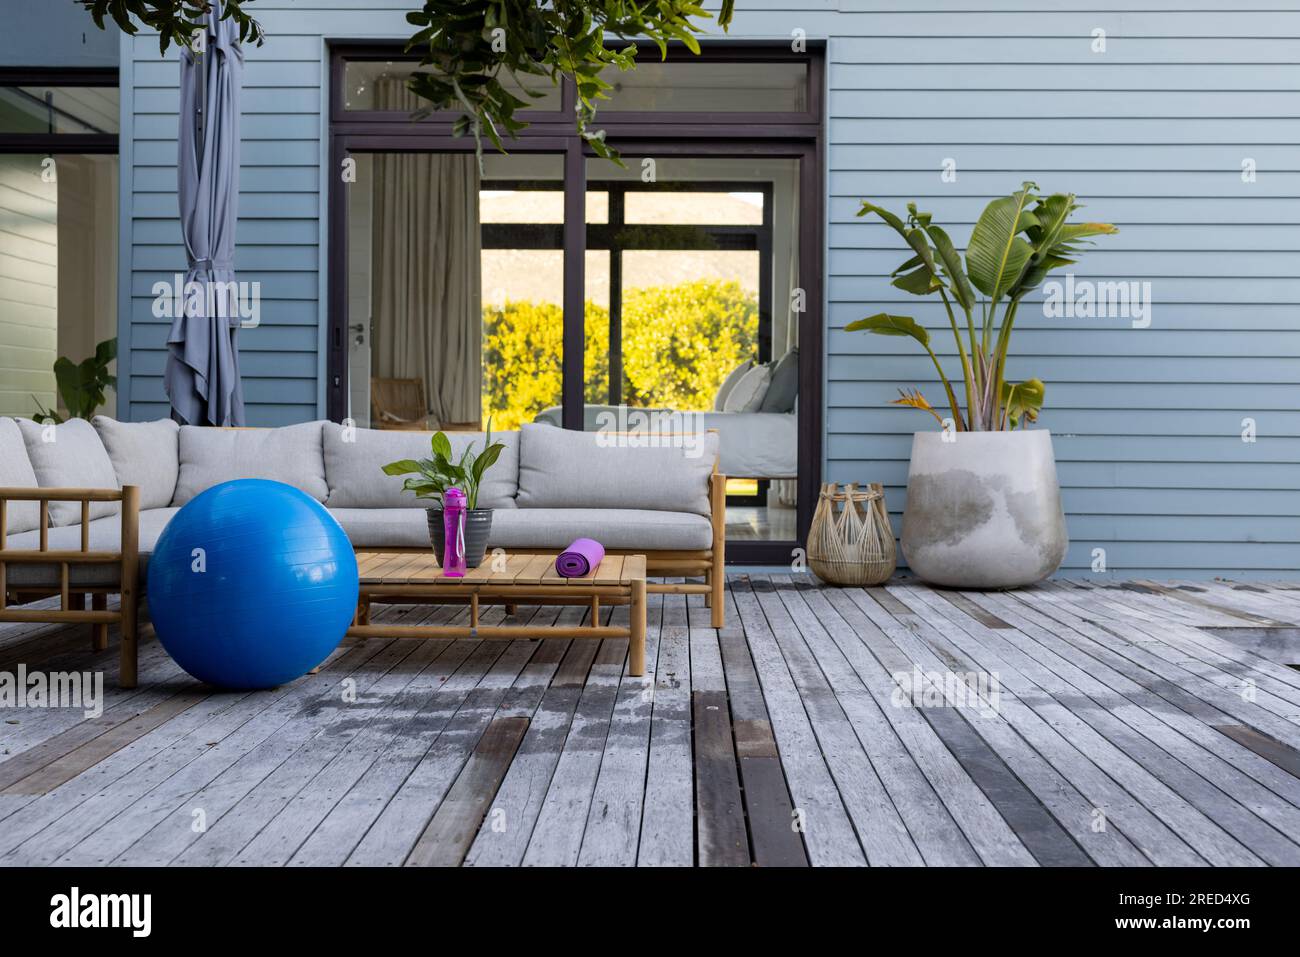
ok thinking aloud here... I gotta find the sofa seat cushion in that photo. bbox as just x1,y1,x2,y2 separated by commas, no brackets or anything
328,508,430,549
322,424,519,510
16,417,121,526
516,423,718,516
489,508,711,550
2,507,178,588
93,416,180,509
173,421,328,505
329,506,713,552
0,417,41,535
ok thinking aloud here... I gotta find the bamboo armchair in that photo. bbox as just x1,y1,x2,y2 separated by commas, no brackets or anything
370,377,432,431
0,485,141,687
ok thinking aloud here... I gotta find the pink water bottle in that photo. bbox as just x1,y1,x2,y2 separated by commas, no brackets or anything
442,487,467,577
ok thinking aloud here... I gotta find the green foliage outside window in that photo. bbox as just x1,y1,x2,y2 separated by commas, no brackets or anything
482,278,757,430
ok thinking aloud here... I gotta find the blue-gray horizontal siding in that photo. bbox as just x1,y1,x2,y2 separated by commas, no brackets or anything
0,1,118,67
815,3,1298,577
119,1,1300,575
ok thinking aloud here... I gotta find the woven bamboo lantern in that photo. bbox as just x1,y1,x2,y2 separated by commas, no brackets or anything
807,482,897,586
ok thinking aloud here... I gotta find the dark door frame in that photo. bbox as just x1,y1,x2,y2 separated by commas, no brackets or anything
326,41,825,564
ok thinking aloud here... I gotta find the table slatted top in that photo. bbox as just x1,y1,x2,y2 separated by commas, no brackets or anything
356,551,646,586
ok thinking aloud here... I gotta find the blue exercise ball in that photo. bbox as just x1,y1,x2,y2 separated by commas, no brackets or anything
147,479,359,689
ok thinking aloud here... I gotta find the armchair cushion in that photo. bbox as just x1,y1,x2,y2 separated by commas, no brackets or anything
92,416,180,509
16,417,120,525
2,507,177,588
0,417,41,535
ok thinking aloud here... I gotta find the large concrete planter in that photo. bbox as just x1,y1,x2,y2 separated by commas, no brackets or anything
901,430,1067,589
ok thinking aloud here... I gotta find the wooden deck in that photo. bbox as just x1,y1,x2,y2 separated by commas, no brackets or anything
1,575,1299,866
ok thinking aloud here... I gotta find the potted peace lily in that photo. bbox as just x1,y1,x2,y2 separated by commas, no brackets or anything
849,182,1117,588
381,428,505,569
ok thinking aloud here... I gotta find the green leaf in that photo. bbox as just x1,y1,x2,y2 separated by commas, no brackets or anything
1001,378,1045,429
890,269,943,296
857,200,908,239
891,253,924,277
965,182,1039,301
1017,193,1119,295
430,431,453,461
381,459,424,476
925,224,975,314
471,443,504,485
844,313,930,349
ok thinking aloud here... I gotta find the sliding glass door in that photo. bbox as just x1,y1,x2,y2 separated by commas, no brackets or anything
345,149,566,432
328,43,824,561
589,158,800,544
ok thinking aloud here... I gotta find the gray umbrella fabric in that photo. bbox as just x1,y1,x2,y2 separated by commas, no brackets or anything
164,6,246,426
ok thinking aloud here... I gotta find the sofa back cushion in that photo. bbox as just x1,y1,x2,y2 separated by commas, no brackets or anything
322,423,519,510
516,422,717,516
173,421,328,505
16,417,121,525
92,416,180,510
0,417,41,534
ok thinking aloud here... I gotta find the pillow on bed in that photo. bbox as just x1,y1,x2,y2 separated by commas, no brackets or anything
723,363,771,413
761,347,799,413
713,359,753,411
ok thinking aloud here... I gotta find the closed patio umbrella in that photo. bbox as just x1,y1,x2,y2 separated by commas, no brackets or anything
165,2,246,426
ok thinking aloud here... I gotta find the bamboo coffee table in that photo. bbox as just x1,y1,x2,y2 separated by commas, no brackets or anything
348,551,649,676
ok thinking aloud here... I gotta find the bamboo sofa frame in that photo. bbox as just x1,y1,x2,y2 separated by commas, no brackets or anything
0,485,141,687
0,453,724,690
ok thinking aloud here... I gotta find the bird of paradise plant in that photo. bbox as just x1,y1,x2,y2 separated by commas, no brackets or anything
847,182,1117,431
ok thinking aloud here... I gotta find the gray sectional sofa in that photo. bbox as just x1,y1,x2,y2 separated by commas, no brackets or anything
0,417,726,687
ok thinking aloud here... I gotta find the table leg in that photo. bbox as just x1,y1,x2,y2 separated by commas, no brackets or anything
629,579,646,677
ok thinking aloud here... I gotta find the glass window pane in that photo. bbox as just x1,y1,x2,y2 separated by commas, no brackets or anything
624,190,762,226
0,86,119,134
0,154,118,418
583,155,801,542
620,250,759,411
481,249,566,431
603,60,806,112
343,61,561,112
349,150,569,432
480,189,608,224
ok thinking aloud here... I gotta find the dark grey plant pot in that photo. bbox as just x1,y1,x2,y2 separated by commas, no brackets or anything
426,508,494,570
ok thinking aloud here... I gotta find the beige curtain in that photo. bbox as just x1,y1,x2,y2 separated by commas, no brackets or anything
370,80,482,425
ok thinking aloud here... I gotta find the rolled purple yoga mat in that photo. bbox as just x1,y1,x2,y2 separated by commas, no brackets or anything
556,538,606,578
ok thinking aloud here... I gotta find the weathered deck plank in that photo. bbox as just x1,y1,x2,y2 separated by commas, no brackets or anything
899,584,1271,866
730,577,869,866
577,590,663,866
712,587,808,868
2,575,1298,868
971,588,1300,853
